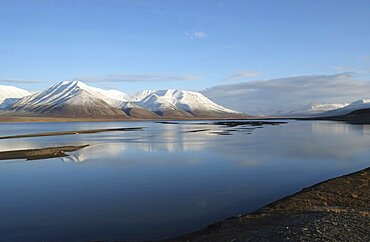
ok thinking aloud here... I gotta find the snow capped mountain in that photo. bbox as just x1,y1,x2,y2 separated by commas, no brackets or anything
9,81,127,117
134,89,240,117
275,102,349,117
343,99,370,111
323,99,370,116
280,99,370,117
0,85,31,109
4,81,242,119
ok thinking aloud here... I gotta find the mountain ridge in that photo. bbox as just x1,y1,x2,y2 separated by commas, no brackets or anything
0,81,244,119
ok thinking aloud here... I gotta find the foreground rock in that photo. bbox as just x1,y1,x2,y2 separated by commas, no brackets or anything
170,167,370,241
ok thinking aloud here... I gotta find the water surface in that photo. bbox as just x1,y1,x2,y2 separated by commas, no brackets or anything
0,120,369,241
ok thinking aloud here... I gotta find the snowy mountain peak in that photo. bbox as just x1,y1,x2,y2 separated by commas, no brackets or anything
132,90,157,100
348,99,370,106
59,80,86,87
0,85,30,100
44,80,131,106
0,85,31,109
48,81,89,94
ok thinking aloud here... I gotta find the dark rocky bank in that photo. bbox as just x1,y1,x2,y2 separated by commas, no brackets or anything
166,167,370,242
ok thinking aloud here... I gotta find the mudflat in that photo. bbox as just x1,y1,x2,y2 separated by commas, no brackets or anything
170,167,370,241
0,145,89,160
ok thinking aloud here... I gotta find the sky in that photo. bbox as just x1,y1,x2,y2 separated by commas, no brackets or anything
1,0,370,113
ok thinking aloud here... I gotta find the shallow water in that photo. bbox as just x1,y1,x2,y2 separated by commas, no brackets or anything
0,120,369,241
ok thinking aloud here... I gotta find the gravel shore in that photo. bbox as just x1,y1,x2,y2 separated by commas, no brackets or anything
169,167,370,241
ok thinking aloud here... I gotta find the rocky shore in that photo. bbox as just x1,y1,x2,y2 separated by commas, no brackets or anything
169,167,370,241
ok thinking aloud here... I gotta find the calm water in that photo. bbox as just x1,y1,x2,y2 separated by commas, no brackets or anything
0,120,369,241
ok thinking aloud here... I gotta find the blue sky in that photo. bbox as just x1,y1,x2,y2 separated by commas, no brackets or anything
1,0,370,94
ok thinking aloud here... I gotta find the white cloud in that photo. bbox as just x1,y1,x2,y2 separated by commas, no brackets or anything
72,73,200,83
227,71,260,80
187,32,207,40
0,79,44,84
202,73,370,115
332,66,354,71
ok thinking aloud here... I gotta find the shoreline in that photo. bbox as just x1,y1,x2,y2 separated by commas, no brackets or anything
167,166,370,241
0,115,260,123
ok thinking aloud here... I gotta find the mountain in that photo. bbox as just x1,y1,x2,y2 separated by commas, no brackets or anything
0,85,31,109
274,102,348,117
313,108,370,124
133,89,241,118
279,99,370,118
8,81,127,118
4,81,243,119
322,99,370,117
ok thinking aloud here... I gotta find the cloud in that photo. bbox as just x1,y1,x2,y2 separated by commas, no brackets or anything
72,73,200,83
0,79,44,84
202,73,370,115
332,66,354,71
227,71,260,80
187,32,207,40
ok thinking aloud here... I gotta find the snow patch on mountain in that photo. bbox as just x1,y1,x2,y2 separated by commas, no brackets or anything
132,90,157,101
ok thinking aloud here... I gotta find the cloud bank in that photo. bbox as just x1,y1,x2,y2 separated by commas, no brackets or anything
203,73,370,115
0,79,45,84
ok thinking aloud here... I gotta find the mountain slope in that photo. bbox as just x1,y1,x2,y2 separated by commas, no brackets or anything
0,85,31,109
121,102,161,119
9,81,127,118
323,99,370,117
